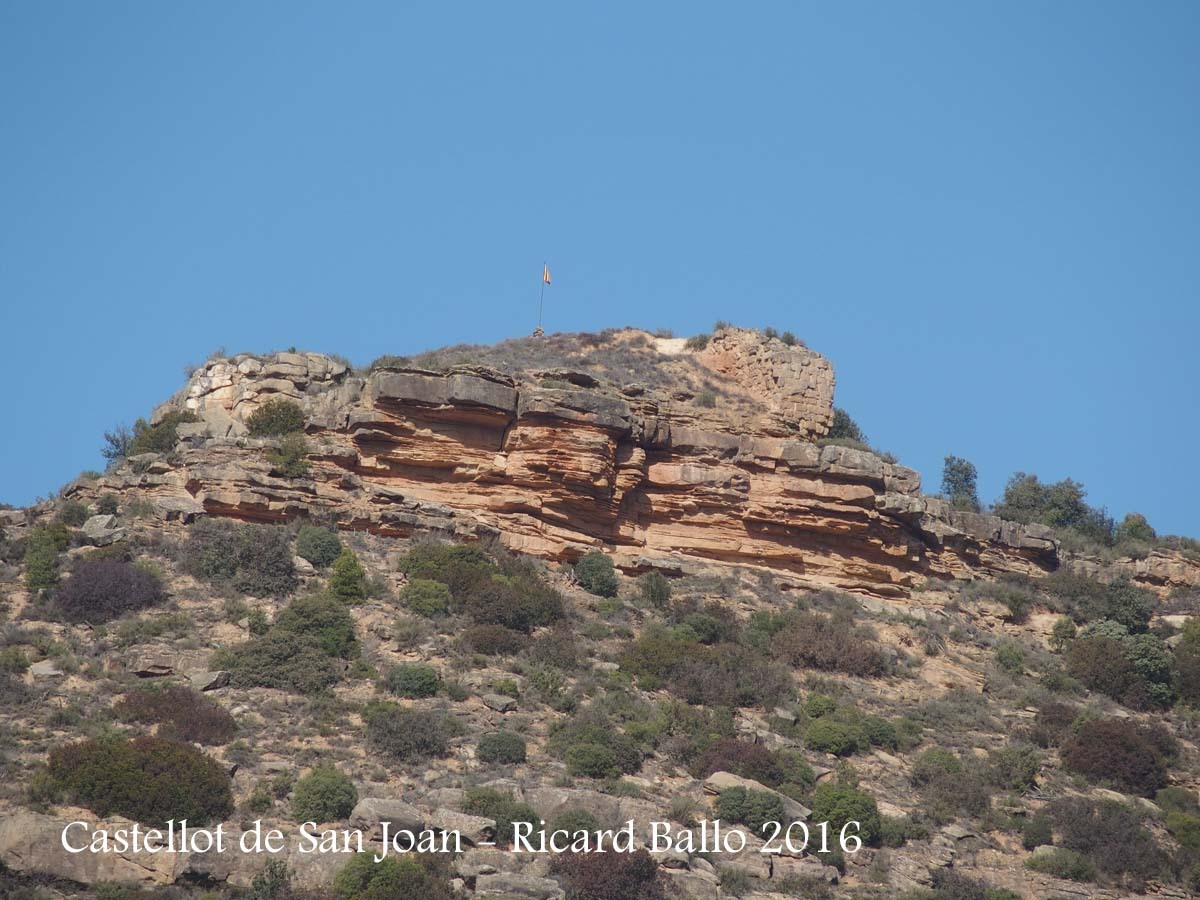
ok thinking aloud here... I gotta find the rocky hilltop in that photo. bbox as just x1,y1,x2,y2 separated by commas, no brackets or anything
64,327,1076,597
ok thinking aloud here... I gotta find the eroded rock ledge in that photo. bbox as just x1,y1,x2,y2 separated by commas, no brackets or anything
52,330,1098,597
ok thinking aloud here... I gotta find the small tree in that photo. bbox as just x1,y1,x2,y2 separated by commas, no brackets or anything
827,408,865,443
292,764,358,823
247,398,306,437
401,579,451,617
638,571,672,607
477,731,527,764
1115,512,1156,544
941,456,981,512
268,433,310,478
383,663,441,698
1050,616,1077,652
296,524,342,568
574,551,619,598
102,424,134,462
24,529,62,593
328,548,366,603
1173,619,1200,707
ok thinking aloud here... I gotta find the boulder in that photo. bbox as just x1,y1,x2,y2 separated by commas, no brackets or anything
29,659,64,678
702,771,811,821
0,812,190,886
82,514,125,546
349,798,425,838
771,855,839,883
426,809,495,846
482,693,518,713
187,670,231,691
475,872,565,899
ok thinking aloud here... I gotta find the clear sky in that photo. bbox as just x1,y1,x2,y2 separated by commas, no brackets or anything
1,2,1197,536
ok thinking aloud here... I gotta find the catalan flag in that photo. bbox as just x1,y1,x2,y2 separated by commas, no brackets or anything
543,264,551,285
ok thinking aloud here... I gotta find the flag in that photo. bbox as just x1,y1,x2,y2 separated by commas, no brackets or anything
542,264,551,285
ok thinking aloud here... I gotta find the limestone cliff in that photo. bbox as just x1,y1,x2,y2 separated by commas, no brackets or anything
60,327,1091,597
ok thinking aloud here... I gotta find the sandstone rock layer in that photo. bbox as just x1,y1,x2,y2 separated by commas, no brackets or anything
60,330,1086,597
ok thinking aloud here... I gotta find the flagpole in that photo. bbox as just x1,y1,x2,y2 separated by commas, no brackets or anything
537,261,546,330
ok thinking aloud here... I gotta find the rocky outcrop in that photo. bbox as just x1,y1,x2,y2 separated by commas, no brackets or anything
65,330,1077,597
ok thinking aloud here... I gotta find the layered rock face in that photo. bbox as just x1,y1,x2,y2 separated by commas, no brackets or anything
66,328,1081,597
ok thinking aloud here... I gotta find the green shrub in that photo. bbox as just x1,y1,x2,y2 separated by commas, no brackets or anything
462,623,528,655
1050,616,1077,651
247,398,306,437
805,718,867,756
566,743,619,778
805,693,838,718
1022,813,1053,850
1173,618,1200,706
47,735,233,826
327,548,367,603
714,786,786,833
24,527,63,593
811,780,882,846
462,787,538,844
942,456,981,512
114,686,237,745
1043,572,1152,632
334,853,456,900
382,663,440,698
930,870,1021,899
988,744,1041,790
292,764,358,823
685,334,710,350
880,815,928,848
994,473,1114,545
1066,635,1163,710
296,525,342,568
827,408,865,443
547,711,645,776
527,626,579,670
128,410,199,455
1050,797,1162,879
638,571,672,607
1165,810,1200,853
398,541,494,594
364,702,453,761
690,739,812,789
919,769,992,824
399,541,563,631
180,519,297,597
994,641,1025,674
1115,512,1156,544
58,501,90,527
1060,719,1172,797
550,848,665,900
267,433,310,478
273,593,358,658
1024,848,1096,882
770,609,891,677
461,577,564,633
574,551,619,597
400,579,451,617
213,632,343,695
0,646,29,674
53,559,167,624
477,731,527,764
992,582,1037,624
97,494,120,516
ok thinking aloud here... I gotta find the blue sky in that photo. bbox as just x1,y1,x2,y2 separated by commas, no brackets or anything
1,2,1197,536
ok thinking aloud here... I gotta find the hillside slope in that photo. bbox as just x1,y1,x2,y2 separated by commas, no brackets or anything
1,325,1199,900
